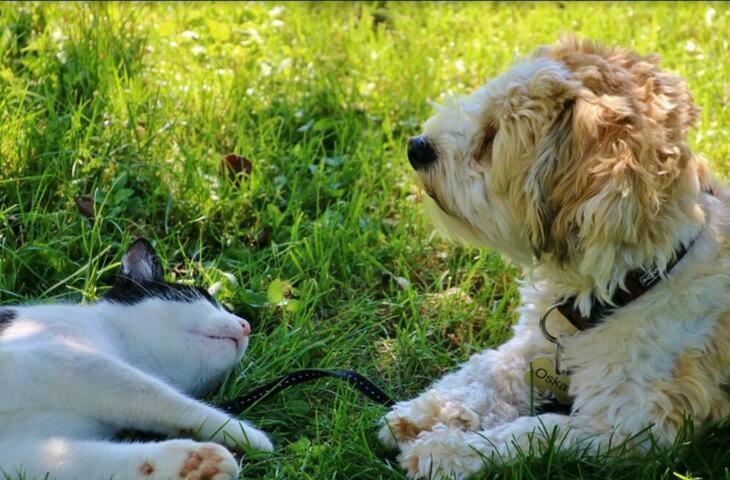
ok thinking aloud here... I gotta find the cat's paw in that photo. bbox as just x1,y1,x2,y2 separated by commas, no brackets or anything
139,440,238,480
209,419,274,452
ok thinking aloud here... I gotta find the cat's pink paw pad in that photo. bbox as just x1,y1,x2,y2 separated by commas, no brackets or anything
145,441,239,480
178,444,236,480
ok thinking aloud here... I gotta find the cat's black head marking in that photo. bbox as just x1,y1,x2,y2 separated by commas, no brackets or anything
0,308,16,334
103,238,219,308
104,280,218,306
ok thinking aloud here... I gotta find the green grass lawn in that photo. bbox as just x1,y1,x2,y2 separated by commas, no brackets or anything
1,2,729,479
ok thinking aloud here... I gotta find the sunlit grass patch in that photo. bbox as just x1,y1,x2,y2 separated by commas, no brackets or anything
1,2,728,479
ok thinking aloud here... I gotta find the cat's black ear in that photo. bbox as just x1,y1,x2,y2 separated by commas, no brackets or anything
120,238,164,283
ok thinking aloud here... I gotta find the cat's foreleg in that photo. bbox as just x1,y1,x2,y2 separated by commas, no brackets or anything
21,349,272,451
0,438,239,480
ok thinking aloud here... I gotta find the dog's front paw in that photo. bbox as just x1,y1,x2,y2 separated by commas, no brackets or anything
141,440,239,480
398,427,490,480
380,390,481,448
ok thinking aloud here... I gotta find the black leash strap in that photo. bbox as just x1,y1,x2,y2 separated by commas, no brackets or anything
219,369,395,414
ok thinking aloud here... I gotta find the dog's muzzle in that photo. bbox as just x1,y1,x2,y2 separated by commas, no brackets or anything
407,135,438,170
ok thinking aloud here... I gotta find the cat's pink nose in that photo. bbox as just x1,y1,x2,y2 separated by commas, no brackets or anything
239,319,251,337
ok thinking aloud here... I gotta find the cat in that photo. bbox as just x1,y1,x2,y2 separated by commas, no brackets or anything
0,238,272,480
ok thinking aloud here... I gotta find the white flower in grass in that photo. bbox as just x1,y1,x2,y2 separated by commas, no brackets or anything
269,6,284,17
260,62,272,77
191,45,206,56
455,59,465,73
705,7,716,26
243,28,263,45
157,121,174,134
685,40,697,52
271,19,285,28
182,30,199,40
51,29,67,42
394,276,410,290
359,82,375,96
278,58,292,72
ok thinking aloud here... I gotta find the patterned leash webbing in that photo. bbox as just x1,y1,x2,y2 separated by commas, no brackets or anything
219,369,395,414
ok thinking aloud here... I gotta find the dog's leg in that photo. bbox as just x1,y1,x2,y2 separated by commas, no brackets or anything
380,319,553,447
398,413,622,479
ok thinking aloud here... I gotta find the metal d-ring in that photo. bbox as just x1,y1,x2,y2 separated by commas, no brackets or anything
539,303,562,345
540,302,567,375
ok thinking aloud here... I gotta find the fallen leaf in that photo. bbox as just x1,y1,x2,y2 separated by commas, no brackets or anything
74,196,95,219
222,153,253,183
267,278,286,304
447,333,461,347
285,299,300,312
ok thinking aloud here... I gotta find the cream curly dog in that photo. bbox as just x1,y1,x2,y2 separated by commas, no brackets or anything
380,37,730,479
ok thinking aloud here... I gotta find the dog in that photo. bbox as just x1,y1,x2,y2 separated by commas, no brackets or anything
379,37,730,479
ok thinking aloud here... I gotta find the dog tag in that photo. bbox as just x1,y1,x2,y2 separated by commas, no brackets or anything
524,356,573,405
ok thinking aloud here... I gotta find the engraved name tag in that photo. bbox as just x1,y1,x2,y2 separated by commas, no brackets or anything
524,356,573,405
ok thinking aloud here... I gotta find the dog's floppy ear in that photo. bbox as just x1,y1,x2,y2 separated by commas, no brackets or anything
524,100,575,260
525,91,660,263
527,39,702,273
525,91,672,265
525,86,699,279
560,94,651,252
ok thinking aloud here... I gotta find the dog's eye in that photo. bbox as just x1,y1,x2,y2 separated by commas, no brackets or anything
474,124,497,163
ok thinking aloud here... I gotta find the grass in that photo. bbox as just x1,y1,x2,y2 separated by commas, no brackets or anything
0,2,729,479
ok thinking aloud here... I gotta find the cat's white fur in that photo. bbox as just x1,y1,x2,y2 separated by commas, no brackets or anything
0,240,272,480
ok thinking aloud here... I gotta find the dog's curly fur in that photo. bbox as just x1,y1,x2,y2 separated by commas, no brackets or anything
380,37,730,479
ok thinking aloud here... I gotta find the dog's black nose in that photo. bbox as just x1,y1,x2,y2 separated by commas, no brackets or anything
407,136,438,170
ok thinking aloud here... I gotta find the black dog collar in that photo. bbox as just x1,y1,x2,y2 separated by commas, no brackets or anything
556,235,699,331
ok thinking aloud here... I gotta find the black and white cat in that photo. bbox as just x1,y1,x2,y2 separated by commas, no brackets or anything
0,239,272,480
